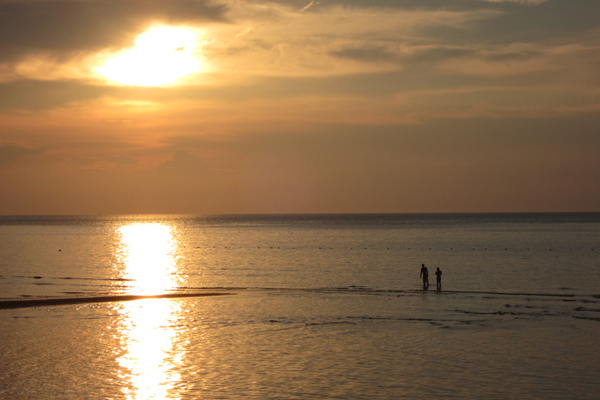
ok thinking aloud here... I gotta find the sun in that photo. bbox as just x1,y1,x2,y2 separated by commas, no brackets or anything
97,26,200,86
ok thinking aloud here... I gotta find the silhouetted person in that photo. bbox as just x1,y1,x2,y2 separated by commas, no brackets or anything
435,267,442,291
420,264,429,289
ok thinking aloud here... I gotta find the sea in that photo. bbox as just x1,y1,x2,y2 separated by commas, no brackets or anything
0,213,599,399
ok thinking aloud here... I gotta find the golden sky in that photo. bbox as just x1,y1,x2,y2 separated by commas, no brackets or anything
0,0,599,214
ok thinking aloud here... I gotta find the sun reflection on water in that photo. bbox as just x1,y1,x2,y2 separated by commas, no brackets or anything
113,223,184,399
116,299,182,400
116,223,179,295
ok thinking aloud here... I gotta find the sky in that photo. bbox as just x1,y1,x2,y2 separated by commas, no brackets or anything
0,0,599,215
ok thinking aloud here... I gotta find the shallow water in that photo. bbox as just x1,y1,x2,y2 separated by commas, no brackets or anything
1,214,599,399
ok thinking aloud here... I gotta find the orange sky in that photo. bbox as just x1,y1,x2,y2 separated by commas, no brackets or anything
1,0,599,214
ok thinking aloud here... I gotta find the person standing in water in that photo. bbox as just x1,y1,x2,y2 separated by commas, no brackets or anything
435,267,442,291
420,264,429,289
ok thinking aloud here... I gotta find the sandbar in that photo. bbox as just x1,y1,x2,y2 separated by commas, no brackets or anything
0,292,232,309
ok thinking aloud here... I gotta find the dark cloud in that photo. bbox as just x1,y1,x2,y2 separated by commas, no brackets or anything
330,45,398,63
0,0,228,61
0,143,43,166
406,47,476,64
70,156,98,166
108,155,138,166
295,0,600,47
264,0,511,12
0,80,109,110
155,151,207,173
494,0,600,42
70,155,138,168
482,49,542,62
423,1,600,45
330,45,479,66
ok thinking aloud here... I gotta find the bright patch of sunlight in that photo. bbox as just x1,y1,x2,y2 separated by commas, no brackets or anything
97,26,200,86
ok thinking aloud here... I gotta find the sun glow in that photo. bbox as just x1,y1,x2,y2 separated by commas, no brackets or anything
97,26,200,86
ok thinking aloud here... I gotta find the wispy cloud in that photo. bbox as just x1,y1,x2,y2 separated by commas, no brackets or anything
480,0,548,5
300,1,317,12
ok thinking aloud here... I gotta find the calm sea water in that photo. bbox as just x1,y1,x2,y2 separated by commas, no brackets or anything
1,213,599,399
